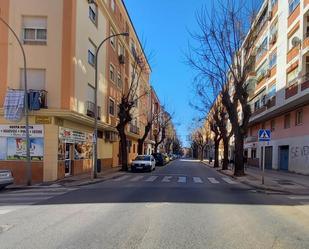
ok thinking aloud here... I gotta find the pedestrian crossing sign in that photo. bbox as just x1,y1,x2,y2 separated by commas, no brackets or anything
258,129,271,142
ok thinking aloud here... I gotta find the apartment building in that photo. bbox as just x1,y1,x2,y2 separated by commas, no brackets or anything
0,0,152,184
244,0,309,174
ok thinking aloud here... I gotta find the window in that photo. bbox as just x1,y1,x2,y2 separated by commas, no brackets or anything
271,0,278,7
268,84,276,98
111,0,115,11
289,0,300,15
110,28,115,48
256,37,268,61
87,84,95,103
22,16,47,45
89,3,97,25
118,42,125,56
88,40,96,66
287,67,298,86
269,52,277,68
20,69,46,90
271,119,276,131
256,60,268,82
284,114,291,129
110,64,115,82
295,109,303,125
117,73,122,88
109,98,115,115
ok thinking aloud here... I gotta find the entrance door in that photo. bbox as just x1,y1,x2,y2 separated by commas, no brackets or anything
279,146,289,171
65,143,73,176
265,146,273,169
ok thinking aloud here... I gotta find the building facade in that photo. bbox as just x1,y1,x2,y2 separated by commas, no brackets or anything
0,0,155,184
244,0,309,174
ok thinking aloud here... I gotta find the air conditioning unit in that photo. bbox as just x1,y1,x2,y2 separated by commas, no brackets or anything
118,54,125,64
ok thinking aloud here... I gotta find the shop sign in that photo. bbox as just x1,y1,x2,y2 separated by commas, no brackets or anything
35,116,52,124
59,127,93,143
0,125,44,138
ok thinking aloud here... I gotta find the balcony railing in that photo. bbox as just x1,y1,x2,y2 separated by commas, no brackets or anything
86,101,101,120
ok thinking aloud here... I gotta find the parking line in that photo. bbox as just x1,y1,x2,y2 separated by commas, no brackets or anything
145,176,158,182
221,177,237,184
207,178,219,184
178,177,186,183
162,176,172,182
193,177,203,183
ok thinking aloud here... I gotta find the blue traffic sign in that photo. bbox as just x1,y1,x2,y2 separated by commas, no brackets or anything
258,129,271,142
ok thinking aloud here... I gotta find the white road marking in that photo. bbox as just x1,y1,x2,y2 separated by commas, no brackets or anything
178,177,186,183
193,177,203,183
130,175,144,182
113,175,131,181
145,176,158,182
222,177,237,184
207,177,219,184
288,196,309,200
0,209,15,215
162,176,172,182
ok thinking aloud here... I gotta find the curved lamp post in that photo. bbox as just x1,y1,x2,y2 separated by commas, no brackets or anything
92,32,129,179
0,16,31,186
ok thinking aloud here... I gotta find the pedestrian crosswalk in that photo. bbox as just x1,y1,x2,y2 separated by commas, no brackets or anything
0,187,76,208
112,174,238,185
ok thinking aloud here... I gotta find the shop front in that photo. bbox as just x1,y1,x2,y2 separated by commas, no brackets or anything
0,124,44,184
58,127,94,178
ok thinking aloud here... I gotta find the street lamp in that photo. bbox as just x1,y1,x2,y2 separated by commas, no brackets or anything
92,32,129,179
0,16,31,186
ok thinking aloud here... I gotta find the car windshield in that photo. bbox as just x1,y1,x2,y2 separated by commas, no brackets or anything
134,156,151,161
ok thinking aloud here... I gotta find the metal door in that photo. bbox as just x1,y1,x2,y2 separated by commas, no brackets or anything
265,146,273,169
279,146,289,171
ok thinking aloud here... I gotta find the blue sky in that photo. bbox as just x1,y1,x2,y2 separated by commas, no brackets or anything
125,0,208,146
124,0,262,146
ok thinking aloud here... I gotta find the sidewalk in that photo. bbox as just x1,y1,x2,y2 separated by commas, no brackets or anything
203,160,309,195
8,166,124,190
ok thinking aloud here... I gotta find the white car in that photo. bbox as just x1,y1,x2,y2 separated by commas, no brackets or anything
131,155,156,172
0,170,14,190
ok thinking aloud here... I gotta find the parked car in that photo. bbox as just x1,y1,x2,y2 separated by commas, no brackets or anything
131,155,156,172
0,170,14,190
152,153,166,166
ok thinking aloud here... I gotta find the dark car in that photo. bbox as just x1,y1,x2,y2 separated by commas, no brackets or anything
152,153,166,166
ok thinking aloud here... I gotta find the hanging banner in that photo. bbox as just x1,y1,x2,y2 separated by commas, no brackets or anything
0,125,44,138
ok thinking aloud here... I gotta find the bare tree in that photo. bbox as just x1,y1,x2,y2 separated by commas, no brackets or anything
116,49,150,171
153,110,172,153
208,110,222,168
187,0,260,175
190,127,209,161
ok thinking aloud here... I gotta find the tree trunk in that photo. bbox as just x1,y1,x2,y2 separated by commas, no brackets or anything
222,137,229,170
214,140,220,168
118,129,128,171
234,130,245,176
200,146,204,161
137,140,144,155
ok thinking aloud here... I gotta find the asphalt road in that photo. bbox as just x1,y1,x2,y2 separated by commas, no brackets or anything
0,159,309,249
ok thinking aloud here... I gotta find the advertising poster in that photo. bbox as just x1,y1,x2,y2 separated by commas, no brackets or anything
0,137,7,160
7,137,44,161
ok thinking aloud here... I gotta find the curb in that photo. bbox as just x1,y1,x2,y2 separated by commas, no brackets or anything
201,161,292,194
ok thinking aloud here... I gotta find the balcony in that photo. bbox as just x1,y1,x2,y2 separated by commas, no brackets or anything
301,73,309,91
86,101,101,120
28,90,48,110
129,124,140,135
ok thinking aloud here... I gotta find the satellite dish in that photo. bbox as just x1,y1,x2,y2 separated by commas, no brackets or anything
292,36,301,47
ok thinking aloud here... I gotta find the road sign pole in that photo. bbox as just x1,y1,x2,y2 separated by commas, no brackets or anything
262,143,265,185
